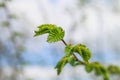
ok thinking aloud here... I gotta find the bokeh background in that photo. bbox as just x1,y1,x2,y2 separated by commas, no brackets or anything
0,0,120,80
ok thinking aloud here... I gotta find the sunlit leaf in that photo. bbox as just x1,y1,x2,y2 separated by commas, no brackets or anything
34,24,64,43
47,27,64,42
34,24,56,36
73,44,91,62
67,55,76,66
64,44,73,56
55,56,68,75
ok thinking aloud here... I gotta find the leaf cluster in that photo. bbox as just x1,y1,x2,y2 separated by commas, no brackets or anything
55,44,92,75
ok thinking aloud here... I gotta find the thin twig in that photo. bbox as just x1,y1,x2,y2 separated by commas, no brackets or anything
61,39,67,46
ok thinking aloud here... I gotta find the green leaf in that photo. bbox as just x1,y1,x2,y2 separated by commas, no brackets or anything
34,24,56,36
67,55,76,66
80,46,91,62
92,62,102,75
73,44,91,62
64,44,73,56
47,27,64,42
34,24,65,43
55,56,68,75
85,64,93,73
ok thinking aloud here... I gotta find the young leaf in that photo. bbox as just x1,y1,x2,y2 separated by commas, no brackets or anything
67,55,76,66
64,44,73,56
55,56,68,75
34,24,65,43
85,64,93,73
34,24,56,36
47,27,64,42
73,44,91,62
92,62,103,75
80,46,91,62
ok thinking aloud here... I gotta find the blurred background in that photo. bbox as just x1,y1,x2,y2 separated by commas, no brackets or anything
0,0,120,80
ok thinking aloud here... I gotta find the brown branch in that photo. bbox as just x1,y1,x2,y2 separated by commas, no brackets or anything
61,39,67,46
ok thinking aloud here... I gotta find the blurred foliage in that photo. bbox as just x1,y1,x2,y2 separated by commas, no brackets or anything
77,0,90,7
0,0,28,80
34,24,65,42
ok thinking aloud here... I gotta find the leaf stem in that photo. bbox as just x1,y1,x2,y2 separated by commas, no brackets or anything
61,39,86,65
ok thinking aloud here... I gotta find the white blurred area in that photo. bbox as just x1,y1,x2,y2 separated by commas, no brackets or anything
4,0,120,80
